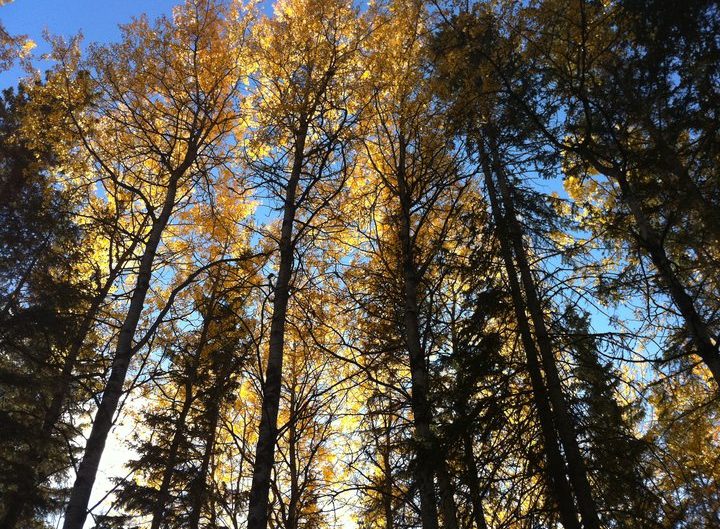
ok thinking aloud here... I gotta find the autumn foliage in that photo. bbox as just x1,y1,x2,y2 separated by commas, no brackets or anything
1,1,719,529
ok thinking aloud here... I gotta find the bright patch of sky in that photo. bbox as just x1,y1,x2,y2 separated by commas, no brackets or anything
1,0,178,89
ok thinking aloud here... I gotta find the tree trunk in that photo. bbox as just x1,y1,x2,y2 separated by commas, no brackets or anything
614,169,720,385
286,381,300,529
381,429,395,529
488,141,600,529
246,122,307,529
436,458,460,529
188,382,223,529
62,173,182,529
573,142,720,387
480,152,581,529
396,141,442,529
460,432,488,529
149,306,215,529
0,234,141,529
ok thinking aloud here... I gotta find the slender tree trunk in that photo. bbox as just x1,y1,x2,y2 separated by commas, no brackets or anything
395,141,442,529
460,432,488,529
149,312,215,529
614,169,720,385
436,458,460,529
246,122,307,529
62,173,182,529
188,383,223,529
486,139,601,529
287,383,299,529
381,429,395,529
149,368,197,529
480,153,581,529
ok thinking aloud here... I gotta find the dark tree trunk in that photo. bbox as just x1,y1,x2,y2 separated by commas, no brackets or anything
188,380,224,529
246,122,307,529
572,140,720,387
480,152,581,529
614,169,720,385
149,301,216,529
460,432,488,529
437,458,460,529
489,150,601,529
381,431,395,529
396,141,442,529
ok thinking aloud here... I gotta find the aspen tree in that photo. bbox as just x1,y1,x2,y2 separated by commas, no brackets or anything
57,3,255,527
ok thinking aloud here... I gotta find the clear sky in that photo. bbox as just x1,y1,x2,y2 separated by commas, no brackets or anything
1,0,178,88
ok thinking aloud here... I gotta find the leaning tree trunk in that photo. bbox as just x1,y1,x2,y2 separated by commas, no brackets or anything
573,142,720,387
62,167,185,529
246,121,307,529
615,168,720,386
488,140,601,529
480,153,581,529
0,226,145,529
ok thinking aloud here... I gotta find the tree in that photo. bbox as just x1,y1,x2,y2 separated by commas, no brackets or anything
348,2,472,526
242,1,364,527
114,264,255,529
54,2,256,527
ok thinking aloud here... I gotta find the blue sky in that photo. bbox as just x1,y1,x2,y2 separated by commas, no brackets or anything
1,0,177,88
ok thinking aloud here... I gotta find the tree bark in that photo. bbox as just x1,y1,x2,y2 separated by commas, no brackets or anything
188,376,224,529
246,121,307,529
381,429,395,529
460,432,488,529
436,458,460,529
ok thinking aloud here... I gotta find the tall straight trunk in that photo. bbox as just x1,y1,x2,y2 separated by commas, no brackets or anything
286,383,300,529
487,140,600,529
480,154,581,529
381,430,395,529
436,458,460,529
150,365,197,529
62,169,185,529
395,140,443,529
246,122,307,529
460,432,488,529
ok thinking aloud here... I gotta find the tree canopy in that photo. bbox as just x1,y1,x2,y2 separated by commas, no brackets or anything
1,1,718,528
